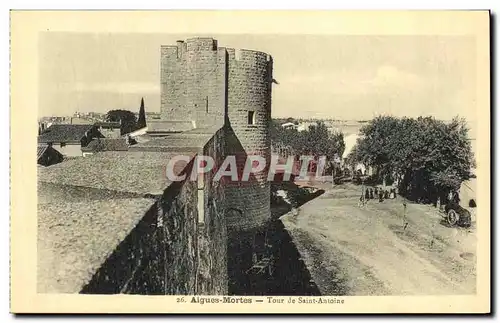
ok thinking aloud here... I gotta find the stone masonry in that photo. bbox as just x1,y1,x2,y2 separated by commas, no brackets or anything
159,37,274,294
160,37,273,233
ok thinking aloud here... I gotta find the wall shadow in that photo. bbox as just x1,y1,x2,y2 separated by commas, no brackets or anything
228,182,324,296
80,159,196,295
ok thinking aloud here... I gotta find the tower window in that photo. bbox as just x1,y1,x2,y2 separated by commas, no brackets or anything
248,111,256,125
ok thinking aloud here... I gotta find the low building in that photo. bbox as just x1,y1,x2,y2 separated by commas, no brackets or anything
81,138,129,157
38,124,104,157
281,122,297,130
341,133,372,175
297,122,315,132
94,121,121,139
69,117,94,125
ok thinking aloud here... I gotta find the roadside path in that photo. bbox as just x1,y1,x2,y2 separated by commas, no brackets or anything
281,184,476,295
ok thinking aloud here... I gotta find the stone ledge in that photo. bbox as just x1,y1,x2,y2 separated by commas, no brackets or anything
37,195,156,293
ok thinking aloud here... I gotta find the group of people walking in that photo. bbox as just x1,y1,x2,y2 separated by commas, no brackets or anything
363,187,396,203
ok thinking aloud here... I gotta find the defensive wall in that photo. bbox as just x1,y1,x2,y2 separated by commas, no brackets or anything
37,127,227,295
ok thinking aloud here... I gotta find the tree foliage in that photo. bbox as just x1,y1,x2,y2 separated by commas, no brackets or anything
106,109,137,135
271,120,345,170
349,116,475,202
137,98,147,130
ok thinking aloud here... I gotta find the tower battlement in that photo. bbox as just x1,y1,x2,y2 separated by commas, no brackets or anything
226,48,272,63
185,37,218,51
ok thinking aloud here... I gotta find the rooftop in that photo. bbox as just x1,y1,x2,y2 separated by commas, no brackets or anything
129,125,220,153
146,120,195,133
94,121,121,128
38,124,95,144
38,151,193,196
81,138,129,152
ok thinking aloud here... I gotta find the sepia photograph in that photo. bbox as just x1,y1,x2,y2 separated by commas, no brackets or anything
10,10,491,313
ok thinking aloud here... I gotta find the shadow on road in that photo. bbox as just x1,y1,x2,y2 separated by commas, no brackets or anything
255,183,325,295
228,183,325,296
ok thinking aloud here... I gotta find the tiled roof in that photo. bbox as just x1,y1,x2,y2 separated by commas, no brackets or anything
38,124,94,144
39,126,222,193
81,138,129,152
94,121,121,128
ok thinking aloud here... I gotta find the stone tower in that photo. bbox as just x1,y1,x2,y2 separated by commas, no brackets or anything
160,37,273,293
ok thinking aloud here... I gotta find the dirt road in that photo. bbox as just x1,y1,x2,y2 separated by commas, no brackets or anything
281,183,476,296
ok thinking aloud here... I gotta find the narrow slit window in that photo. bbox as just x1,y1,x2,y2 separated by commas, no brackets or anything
248,111,256,125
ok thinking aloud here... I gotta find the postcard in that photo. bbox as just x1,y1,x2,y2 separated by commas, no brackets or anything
10,10,490,314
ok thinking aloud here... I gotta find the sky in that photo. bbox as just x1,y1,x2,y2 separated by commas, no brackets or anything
39,33,477,123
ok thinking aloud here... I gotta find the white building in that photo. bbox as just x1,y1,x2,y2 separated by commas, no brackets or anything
281,122,297,130
342,133,371,175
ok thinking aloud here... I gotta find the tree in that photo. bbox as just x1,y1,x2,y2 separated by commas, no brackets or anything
270,119,345,174
137,97,147,129
351,116,475,203
302,121,345,159
106,110,137,135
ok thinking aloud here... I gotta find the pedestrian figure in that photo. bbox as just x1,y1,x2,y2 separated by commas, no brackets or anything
402,200,408,229
384,190,389,199
374,187,378,195
369,188,374,199
365,188,370,200
358,195,365,208
378,190,383,202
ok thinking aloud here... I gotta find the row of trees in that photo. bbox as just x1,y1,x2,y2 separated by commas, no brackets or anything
105,98,147,135
346,116,475,203
270,120,345,173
